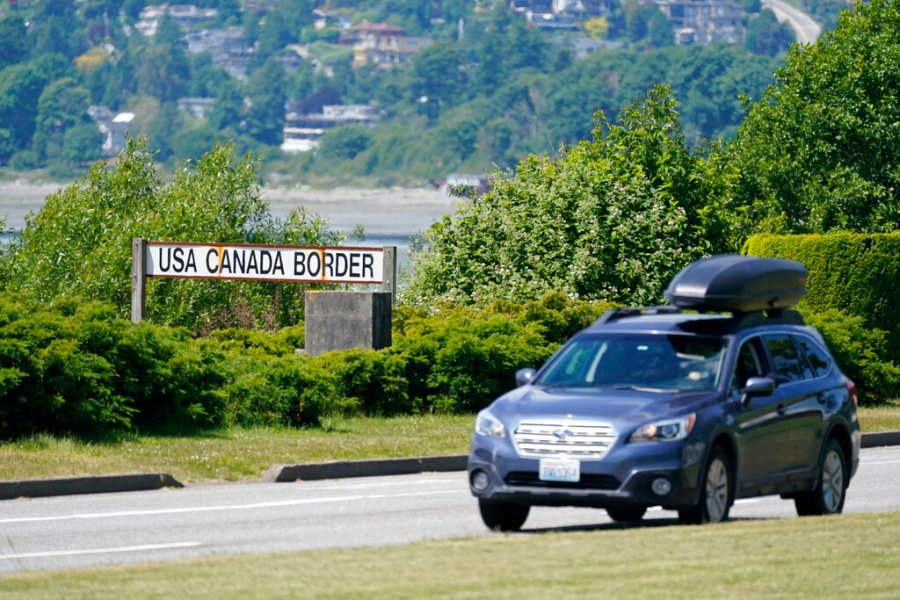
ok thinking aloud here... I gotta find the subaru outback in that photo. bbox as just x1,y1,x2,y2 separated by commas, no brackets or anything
468,255,861,530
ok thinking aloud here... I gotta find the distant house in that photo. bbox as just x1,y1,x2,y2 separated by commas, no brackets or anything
338,20,432,68
441,174,491,197
135,4,218,36
177,97,214,120
185,26,250,78
650,0,745,44
281,104,379,153
89,107,135,157
313,8,353,30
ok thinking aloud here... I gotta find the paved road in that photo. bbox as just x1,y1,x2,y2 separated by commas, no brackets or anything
2,446,899,574
762,0,822,44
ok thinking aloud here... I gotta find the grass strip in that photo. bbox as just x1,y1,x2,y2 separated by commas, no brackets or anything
0,415,473,483
1,405,899,484
1,511,898,598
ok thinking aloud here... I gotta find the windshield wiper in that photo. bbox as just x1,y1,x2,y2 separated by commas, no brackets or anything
612,384,670,393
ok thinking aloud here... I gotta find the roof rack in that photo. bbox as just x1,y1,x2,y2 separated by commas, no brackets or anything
592,306,806,333
593,305,682,326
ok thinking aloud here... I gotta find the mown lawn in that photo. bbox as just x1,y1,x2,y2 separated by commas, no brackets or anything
0,403,897,484
1,511,898,599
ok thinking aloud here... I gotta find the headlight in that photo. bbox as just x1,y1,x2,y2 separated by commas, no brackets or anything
629,413,696,442
475,409,506,438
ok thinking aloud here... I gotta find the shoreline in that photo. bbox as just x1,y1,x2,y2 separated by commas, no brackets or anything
0,182,460,236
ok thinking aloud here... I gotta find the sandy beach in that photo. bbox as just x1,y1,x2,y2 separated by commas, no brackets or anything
0,181,460,237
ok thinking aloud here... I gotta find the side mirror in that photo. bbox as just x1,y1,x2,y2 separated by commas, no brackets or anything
515,368,537,387
740,376,776,407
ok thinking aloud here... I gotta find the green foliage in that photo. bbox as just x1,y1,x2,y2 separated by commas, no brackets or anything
405,85,735,307
743,232,900,359
317,348,411,416
317,125,373,161
4,137,340,330
0,293,222,438
393,303,552,413
730,0,900,235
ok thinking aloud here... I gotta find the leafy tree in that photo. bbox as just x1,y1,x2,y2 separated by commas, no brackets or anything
62,122,104,165
4,138,340,330
405,86,732,307
0,15,29,69
208,77,245,131
317,125,373,161
584,17,610,40
744,9,795,56
27,1,86,59
136,40,190,102
244,57,286,145
0,65,46,162
187,52,230,97
729,0,900,235
145,101,183,162
31,77,93,164
407,41,467,120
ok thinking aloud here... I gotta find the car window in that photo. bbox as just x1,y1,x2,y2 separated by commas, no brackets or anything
536,333,725,391
794,335,831,378
729,339,764,396
764,334,804,383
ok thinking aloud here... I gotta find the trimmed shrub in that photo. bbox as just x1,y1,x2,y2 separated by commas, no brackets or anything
394,304,552,413
743,232,900,359
312,348,411,416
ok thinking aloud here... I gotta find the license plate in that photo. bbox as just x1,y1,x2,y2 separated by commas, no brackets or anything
539,458,580,483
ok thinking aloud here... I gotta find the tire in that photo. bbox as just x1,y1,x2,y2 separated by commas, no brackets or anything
794,438,847,517
679,446,733,525
478,499,530,532
606,506,647,523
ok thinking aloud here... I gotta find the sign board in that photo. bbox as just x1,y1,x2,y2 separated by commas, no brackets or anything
145,241,384,284
131,239,396,323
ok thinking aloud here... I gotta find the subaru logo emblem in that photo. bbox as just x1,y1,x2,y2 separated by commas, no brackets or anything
553,429,573,440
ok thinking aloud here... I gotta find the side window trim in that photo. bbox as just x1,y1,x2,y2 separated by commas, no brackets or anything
792,333,833,380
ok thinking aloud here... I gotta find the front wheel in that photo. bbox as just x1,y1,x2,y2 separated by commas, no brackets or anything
478,499,530,532
606,506,647,523
795,438,847,516
679,446,733,525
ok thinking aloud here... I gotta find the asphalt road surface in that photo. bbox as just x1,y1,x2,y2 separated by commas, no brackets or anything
2,446,899,574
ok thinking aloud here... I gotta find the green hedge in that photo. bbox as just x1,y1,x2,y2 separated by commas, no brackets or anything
743,232,900,358
0,291,610,439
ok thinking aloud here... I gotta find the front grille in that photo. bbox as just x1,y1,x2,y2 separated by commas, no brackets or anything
505,471,620,490
513,420,617,459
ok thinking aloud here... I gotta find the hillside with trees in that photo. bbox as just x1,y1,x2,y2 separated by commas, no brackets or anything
0,0,815,183
0,1,897,439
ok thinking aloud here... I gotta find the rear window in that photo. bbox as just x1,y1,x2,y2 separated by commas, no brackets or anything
536,333,726,391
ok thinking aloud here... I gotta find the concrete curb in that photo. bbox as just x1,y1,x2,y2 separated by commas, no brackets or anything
0,473,183,501
262,455,468,483
861,430,900,449
3,431,898,500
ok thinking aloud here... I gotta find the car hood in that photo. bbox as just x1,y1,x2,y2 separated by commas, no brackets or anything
488,385,717,430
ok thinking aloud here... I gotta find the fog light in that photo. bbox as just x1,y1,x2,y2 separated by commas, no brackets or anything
471,469,491,492
651,476,672,496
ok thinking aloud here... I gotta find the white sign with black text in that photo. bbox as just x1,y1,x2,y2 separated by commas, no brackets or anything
144,241,385,284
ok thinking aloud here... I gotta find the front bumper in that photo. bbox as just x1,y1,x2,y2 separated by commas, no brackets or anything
468,436,707,509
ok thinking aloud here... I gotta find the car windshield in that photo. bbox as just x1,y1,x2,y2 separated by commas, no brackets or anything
535,333,726,392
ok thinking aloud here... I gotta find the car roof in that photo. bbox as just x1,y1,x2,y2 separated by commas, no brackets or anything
584,307,806,337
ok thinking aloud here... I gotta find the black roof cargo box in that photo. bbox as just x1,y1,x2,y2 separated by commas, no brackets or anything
664,255,807,313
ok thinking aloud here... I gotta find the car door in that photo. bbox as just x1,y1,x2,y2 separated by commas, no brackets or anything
790,333,839,471
729,336,794,491
761,333,825,478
